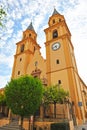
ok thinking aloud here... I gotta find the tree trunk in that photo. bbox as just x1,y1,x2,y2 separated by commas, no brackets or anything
28,117,30,130
20,116,23,130
54,102,56,118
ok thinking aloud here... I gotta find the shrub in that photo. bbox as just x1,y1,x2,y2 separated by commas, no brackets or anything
51,122,70,130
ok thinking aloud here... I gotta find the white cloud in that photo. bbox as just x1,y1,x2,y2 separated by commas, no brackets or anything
0,54,14,68
6,19,14,29
63,0,87,84
0,75,10,88
21,18,31,31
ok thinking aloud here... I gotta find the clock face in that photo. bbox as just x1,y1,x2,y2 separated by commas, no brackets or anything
52,42,60,51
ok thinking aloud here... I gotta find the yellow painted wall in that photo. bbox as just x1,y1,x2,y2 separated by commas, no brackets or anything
27,50,46,79
11,9,87,124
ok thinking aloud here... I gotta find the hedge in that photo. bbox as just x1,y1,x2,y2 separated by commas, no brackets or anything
51,122,70,130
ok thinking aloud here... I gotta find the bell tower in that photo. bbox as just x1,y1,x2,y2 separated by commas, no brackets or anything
44,8,84,124
44,8,78,86
12,22,40,78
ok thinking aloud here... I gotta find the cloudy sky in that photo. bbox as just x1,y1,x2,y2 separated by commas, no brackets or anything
0,0,87,88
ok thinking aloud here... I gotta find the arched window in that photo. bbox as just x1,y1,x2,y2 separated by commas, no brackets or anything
53,30,58,38
18,71,20,75
53,19,55,24
59,19,61,22
20,44,25,52
34,46,36,52
29,34,31,37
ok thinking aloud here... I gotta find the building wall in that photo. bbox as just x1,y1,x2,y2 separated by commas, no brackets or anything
11,9,87,125
27,50,46,79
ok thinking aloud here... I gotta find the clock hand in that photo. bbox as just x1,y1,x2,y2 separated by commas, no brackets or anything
55,45,57,48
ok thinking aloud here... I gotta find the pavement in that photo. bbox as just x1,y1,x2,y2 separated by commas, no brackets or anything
74,123,87,130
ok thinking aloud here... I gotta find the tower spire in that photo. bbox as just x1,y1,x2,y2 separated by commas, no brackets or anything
27,22,35,32
52,8,60,16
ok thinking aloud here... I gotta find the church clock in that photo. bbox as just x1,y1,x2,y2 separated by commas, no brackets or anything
52,42,60,51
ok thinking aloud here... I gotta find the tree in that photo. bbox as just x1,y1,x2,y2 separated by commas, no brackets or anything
5,75,43,129
0,90,7,118
43,85,69,118
0,92,6,106
0,92,6,116
0,5,7,27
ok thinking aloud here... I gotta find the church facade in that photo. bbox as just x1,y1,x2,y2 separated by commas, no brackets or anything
12,8,87,125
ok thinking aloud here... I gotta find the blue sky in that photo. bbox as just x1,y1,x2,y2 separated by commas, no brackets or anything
0,0,87,88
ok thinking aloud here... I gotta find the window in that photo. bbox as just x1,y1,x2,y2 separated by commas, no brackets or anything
56,59,59,64
53,30,58,38
34,46,36,52
35,61,38,67
20,58,22,61
59,19,61,22
86,102,87,106
53,19,55,24
18,71,20,75
34,75,38,78
20,44,24,52
58,80,61,84
72,101,74,105
29,34,31,37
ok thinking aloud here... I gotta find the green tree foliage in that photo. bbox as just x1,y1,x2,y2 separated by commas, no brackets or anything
43,85,69,118
5,76,43,129
43,85,69,104
0,5,7,27
0,92,6,106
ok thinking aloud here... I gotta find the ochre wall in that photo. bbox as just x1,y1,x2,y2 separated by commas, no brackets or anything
11,9,87,125
27,50,46,79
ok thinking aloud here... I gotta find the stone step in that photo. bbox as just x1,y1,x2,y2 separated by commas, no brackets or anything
0,120,23,130
74,124,87,130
